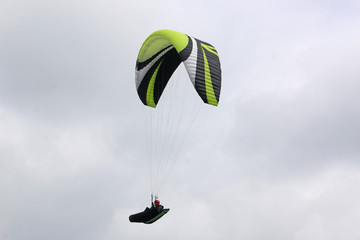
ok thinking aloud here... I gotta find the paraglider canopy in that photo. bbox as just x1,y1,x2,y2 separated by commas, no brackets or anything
135,29,221,108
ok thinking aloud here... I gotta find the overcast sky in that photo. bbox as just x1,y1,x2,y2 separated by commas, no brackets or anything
1,0,360,239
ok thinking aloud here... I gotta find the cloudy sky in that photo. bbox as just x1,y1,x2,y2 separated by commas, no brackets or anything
1,0,360,239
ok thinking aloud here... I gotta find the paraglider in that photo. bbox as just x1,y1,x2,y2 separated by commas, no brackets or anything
130,29,222,224
129,199,169,224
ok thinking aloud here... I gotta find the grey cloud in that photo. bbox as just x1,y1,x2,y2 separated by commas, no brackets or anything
1,0,360,239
